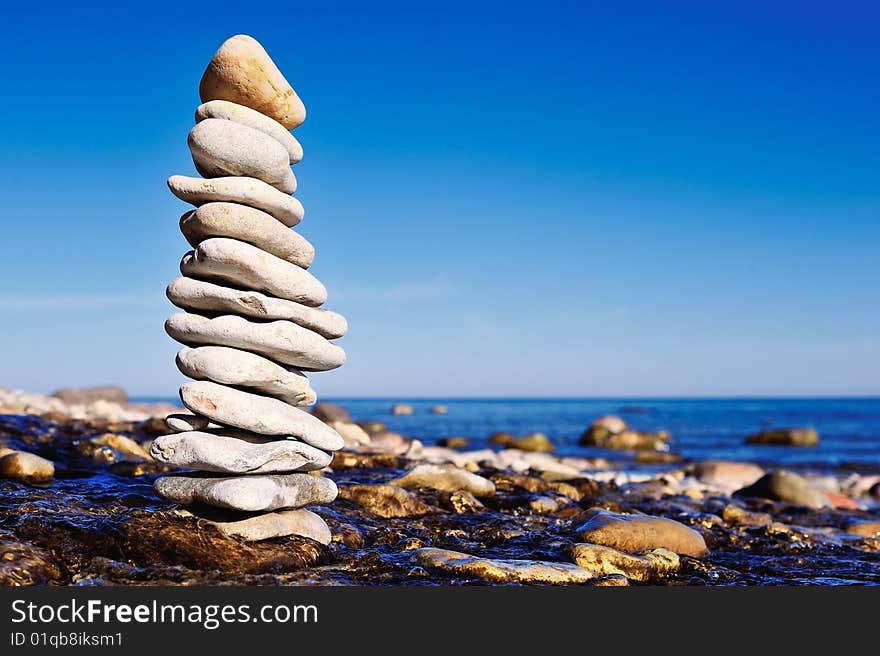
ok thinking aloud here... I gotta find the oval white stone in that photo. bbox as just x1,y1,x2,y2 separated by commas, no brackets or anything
167,175,304,227
196,100,303,163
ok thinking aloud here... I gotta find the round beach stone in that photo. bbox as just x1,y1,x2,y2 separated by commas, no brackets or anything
179,381,344,450
734,470,831,509
570,508,708,557
0,451,55,483
150,429,332,474
180,238,326,307
166,312,345,371
180,203,314,267
154,472,337,512
175,345,316,406
196,100,303,163
205,509,331,543
165,412,211,432
167,175,304,227
167,277,347,339
188,119,296,194
199,34,306,130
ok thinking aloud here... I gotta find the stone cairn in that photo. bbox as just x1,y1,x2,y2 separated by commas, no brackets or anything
150,35,347,544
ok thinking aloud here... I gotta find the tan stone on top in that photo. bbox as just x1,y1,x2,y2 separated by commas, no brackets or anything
199,34,306,130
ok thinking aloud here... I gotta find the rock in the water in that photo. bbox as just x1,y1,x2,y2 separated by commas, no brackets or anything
570,508,708,557
51,386,127,405
154,472,337,512
328,421,371,449
391,464,496,497
165,412,211,432
167,175,304,227
439,490,485,513
721,504,772,527
0,451,54,483
845,521,880,537
180,203,314,267
312,402,351,423
431,405,447,414
412,548,594,584
189,119,296,193
337,484,431,518
201,508,331,544
167,277,347,339
582,427,670,451
181,238,325,306
510,433,554,453
693,460,765,493
175,345,315,406
392,404,414,415
734,470,831,509
745,428,819,447
166,312,345,371
570,543,680,582
199,34,306,130
150,429,332,474
179,381,343,450
89,433,150,461
196,100,303,163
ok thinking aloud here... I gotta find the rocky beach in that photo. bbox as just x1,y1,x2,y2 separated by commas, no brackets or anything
1,387,878,586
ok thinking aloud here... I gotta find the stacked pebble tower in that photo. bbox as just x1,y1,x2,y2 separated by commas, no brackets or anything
151,34,347,544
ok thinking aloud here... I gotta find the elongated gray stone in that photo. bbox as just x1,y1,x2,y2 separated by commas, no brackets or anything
179,381,344,450
184,508,331,543
165,312,345,371
196,100,303,163
167,277,348,339
189,118,296,193
165,412,213,432
180,203,314,268
154,472,338,512
150,429,331,474
167,175,304,227
175,345,316,406
181,238,326,307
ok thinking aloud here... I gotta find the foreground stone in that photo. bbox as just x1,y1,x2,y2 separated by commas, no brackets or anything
337,484,430,518
199,34,306,130
180,508,330,544
167,175,304,227
745,428,819,447
175,345,315,406
391,464,496,497
181,203,314,267
570,508,708,557
412,548,594,584
167,278,347,339
189,119,295,193
166,312,345,371
570,544,680,582
196,100,303,162
154,472,337,512
150,430,332,474
181,238,325,306
735,470,831,509
179,381,344,450
0,451,54,483
693,460,765,493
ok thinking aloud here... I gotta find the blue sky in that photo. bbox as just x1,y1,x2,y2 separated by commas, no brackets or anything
0,1,877,397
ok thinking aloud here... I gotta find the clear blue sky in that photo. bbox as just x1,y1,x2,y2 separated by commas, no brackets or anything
0,1,877,397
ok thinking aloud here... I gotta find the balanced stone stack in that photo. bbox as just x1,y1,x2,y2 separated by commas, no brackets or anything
151,34,347,544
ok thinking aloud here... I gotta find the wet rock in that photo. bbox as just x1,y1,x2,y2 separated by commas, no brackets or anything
589,574,630,586
529,496,559,513
721,504,772,527
439,490,485,513
182,508,331,544
735,470,831,509
439,437,469,449
330,451,400,470
391,404,414,415
412,548,594,584
90,433,150,461
845,521,880,537
337,484,431,518
693,460,765,493
570,508,708,557
52,386,127,405
745,428,819,447
431,405,448,415
392,464,496,497
0,451,55,483
0,539,62,585
570,544,680,582
312,402,351,423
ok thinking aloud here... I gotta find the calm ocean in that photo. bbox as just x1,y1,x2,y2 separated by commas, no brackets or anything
136,397,880,468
